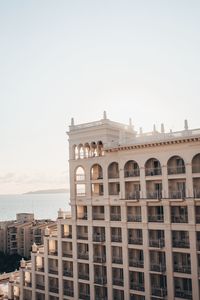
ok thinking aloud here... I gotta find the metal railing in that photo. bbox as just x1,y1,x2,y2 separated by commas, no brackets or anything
150,263,166,272
174,264,191,274
111,235,122,243
149,238,165,248
113,278,124,286
151,287,167,297
169,190,186,199
129,259,144,268
172,239,190,248
130,282,145,291
148,214,164,222
63,289,74,297
112,256,123,264
127,215,142,222
93,234,105,242
168,165,185,175
93,213,105,220
145,167,162,176
63,269,73,277
124,169,140,177
78,252,89,260
171,215,188,223
128,237,143,245
94,276,107,285
110,213,121,221
93,255,106,263
175,290,192,299
79,273,89,280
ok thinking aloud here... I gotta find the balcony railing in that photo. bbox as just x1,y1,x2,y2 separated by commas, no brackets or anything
93,255,106,263
113,278,124,286
145,167,162,176
128,237,143,245
149,239,165,248
112,256,123,264
111,235,122,243
77,234,88,240
93,234,105,242
49,268,58,275
146,192,162,199
168,166,185,175
151,287,167,297
49,286,59,294
78,252,89,260
79,292,90,300
62,251,73,258
175,290,192,299
79,272,89,280
36,284,45,290
63,269,73,277
148,214,164,222
129,258,144,268
124,169,140,177
171,215,188,223
110,213,121,221
93,213,105,220
126,192,140,200
169,191,186,199
77,213,87,220
130,282,145,291
94,276,107,285
174,264,191,274
63,289,74,297
127,215,142,222
150,263,166,273
172,239,190,248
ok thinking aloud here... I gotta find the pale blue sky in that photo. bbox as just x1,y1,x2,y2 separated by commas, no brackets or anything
1,1,200,193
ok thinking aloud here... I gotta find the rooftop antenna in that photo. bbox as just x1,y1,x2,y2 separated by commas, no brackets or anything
71,117,74,126
184,119,188,130
161,123,165,133
103,111,107,119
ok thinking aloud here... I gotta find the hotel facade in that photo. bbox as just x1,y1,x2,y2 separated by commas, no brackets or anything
9,114,200,300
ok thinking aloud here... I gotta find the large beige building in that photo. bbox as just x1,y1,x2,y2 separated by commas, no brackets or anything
9,114,200,300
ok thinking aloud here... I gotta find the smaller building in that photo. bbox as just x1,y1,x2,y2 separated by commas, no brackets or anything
0,213,56,258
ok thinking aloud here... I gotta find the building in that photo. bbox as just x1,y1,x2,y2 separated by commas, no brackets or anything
0,213,56,258
9,113,200,300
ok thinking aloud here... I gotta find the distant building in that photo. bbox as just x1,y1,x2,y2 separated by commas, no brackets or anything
0,213,56,258
9,114,200,300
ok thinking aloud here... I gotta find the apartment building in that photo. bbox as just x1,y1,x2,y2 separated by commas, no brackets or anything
9,113,200,300
0,213,56,258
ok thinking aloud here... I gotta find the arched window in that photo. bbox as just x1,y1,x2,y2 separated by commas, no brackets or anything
91,164,103,180
75,146,79,160
124,160,140,177
97,141,104,156
192,153,200,173
79,144,84,159
84,143,90,158
91,142,97,157
167,156,185,175
108,162,119,179
75,166,85,181
145,158,162,176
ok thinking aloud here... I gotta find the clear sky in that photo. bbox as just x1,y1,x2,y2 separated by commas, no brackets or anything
1,0,200,194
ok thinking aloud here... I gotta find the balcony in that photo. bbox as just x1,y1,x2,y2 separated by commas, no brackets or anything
49,286,59,294
63,289,74,297
169,190,186,199
148,214,164,222
172,239,190,249
127,215,142,222
78,252,89,260
63,269,73,277
94,276,107,285
130,282,145,292
93,255,106,263
175,290,192,299
151,287,167,297
49,268,58,275
150,263,166,273
126,191,140,200
93,233,105,242
93,213,105,220
79,272,89,281
111,234,122,243
110,213,121,221
36,284,45,290
112,256,123,264
149,239,165,248
174,264,191,274
146,167,162,176
129,258,144,268
113,278,124,286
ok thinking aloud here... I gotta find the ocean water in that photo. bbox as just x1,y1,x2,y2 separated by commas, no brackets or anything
0,193,70,221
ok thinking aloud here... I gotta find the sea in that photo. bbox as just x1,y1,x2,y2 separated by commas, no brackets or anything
0,193,70,221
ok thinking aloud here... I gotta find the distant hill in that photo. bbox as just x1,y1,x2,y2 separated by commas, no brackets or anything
24,188,69,195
